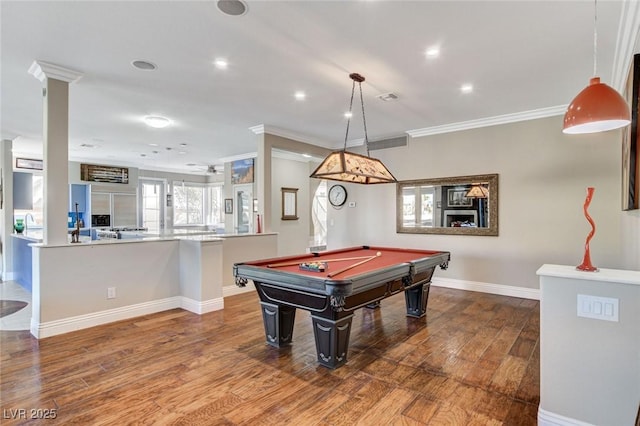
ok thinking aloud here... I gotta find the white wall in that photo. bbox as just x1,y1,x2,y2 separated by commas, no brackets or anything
271,156,312,255
328,115,639,289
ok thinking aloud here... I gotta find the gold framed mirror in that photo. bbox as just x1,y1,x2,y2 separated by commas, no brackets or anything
281,187,299,220
396,174,498,236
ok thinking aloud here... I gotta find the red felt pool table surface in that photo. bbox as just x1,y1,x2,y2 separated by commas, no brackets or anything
246,246,445,280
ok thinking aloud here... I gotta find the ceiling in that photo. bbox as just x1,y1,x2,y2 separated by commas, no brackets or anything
1,1,637,175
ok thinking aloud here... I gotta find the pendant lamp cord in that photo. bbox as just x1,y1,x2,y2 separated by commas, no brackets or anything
342,73,371,157
343,80,356,151
593,0,598,77
358,80,371,157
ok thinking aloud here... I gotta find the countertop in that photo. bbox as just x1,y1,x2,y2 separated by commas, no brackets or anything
13,229,276,248
12,230,91,244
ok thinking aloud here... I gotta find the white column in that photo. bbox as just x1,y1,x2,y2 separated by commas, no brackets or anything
1,139,15,280
28,61,83,245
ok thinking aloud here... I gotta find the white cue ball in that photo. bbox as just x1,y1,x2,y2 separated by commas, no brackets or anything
376,251,382,256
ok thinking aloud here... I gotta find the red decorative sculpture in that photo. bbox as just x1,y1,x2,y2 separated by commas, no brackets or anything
576,187,598,272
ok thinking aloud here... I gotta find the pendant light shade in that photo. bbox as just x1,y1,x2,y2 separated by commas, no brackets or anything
465,183,489,198
562,0,630,134
563,77,630,134
310,150,396,184
310,73,397,184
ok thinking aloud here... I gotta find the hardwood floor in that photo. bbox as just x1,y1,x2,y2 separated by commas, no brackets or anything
0,287,539,425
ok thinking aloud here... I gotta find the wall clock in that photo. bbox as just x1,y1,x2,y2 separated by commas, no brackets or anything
328,184,347,207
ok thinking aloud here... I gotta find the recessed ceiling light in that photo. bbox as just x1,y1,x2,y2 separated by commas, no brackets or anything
425,47,440,58
214,58,228,69
302,153,311,158
149,143,159,147
140,154,147,157
344,112,353,118
186,163,197,167
460,84,473,94
217,0,248,16
179,143,187,147
132,60,157,70
178,151,187,155
143,116,171,128
80,143,96,148
294,91,306,100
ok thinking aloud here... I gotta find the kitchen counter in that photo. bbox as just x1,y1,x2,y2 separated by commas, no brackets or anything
17,230,276,248
12,230,91,244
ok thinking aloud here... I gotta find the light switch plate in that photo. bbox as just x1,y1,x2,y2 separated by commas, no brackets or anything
577,294,619,322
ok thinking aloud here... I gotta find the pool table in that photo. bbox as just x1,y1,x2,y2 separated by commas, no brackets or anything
233,245,450,369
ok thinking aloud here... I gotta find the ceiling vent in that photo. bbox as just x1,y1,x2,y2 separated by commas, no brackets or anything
376,92,399,102
131,60,157,71
217,0,247,16
368,135,408,151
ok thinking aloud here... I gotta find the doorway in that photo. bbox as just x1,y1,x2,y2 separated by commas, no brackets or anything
234,184,253,234
139,179,166,232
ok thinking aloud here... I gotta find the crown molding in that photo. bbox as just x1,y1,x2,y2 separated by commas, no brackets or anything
249,124,336,149
28,60,83,83
217,152,257,164
406,105,567,138
611,0,640,90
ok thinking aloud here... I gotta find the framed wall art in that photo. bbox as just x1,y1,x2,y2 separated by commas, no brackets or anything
622,53,639,211
81,163,129,184
231,158,254,184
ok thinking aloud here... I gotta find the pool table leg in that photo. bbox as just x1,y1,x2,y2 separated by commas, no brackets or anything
404,282,431,318
310,314,354,369
260,302,296,347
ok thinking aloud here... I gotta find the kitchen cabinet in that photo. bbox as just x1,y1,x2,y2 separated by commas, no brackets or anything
91,191,137,227
91,192,110,215
69,184,88,212
112,193,137,227
13,172,33,210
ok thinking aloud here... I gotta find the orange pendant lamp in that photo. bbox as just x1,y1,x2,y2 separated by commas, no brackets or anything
562,0,630,134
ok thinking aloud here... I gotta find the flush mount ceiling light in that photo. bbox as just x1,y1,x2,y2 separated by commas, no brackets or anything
310,73,397,184
294,91,306,100
563,0,630,134
143,115,171,129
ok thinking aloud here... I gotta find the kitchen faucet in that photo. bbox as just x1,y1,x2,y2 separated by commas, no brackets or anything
24,213,34,232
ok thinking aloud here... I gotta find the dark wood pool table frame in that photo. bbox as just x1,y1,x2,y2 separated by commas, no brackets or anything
234,245,450,369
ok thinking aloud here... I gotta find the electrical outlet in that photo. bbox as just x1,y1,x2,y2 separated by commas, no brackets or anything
107,287,116,299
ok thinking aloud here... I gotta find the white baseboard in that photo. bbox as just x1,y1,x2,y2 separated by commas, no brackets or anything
31,296,227,339
2,272,16,281
181,296,224,314
431,277,540,300
538,408,595,426
31,297,183,339
223,282,255,297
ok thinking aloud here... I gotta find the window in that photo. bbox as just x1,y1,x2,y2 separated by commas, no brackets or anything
311,181,327,247
172,181,224,227
206,184,224,227
173,182,205,225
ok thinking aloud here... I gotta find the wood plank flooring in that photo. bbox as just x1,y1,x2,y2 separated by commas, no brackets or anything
0,287,539,425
